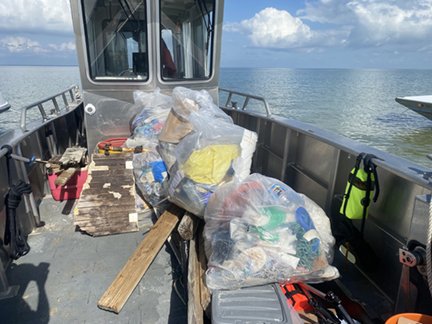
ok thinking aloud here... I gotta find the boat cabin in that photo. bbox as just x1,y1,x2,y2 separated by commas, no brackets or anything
70,0,223,152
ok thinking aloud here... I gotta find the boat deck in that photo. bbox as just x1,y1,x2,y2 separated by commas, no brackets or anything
0,196,187,324
0,193,395,324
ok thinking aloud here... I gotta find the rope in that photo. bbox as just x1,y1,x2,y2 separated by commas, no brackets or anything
1,144,33,260
427,194,432,297
288,222,320,271
5,180,33,259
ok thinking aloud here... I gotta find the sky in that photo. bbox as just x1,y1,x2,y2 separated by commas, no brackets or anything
0,0,432,69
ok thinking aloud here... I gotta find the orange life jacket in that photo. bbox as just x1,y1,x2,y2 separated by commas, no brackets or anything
280,284,314,311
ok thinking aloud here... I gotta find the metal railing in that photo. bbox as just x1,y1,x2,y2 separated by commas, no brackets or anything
0,147,7,159
20,85,81,132
219,88,272,117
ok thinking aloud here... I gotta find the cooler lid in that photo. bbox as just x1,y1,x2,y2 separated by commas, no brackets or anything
212,284,294,324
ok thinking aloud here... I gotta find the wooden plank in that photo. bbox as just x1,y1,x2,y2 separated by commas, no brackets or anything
84,170,133,179
92,159,131,166
78,184,134,194
74,205,136,215
92,152,133,161
197,225,211,317
75,198,135,208
97,204,184,313
74,152,138,236
89,223,139,237
77,192,135,202
74,216,133,227
87,170,133,178
178,212,200,241
54,166,79,186
187,235,204,324
84,178,134,187
74,211,137,223
93,153,130,159
79,222,137,233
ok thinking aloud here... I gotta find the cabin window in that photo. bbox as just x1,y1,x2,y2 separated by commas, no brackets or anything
82,0,149,81
160,0,215,80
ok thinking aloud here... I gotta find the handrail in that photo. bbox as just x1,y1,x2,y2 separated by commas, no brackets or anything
20,85,81,132
0,147,7,159
219,88,272,117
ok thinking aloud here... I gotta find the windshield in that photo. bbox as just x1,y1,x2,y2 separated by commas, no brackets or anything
82,0,148,81
160,0,215,80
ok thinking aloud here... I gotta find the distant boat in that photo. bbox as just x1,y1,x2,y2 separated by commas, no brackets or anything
396,95,432,120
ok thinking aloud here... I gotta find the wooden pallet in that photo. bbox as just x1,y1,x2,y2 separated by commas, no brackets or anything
74,152,138,236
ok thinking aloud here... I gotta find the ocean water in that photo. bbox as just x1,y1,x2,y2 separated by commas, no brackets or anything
220,68,432,167
1,66,432,167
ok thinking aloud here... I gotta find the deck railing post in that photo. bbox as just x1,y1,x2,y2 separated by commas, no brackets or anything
38,104,47,121
242,97,250,110
226,92,233,107
52,98,60,115
62,93,68,107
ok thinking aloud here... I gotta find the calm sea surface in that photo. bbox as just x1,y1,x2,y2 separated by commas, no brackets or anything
1,66,432,167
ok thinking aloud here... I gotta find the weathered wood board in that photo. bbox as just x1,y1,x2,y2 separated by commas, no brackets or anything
197,224,211,317
54,166,79,186
49,148,87,187
97,203,184,313
74,152,138,236
188,234,204,324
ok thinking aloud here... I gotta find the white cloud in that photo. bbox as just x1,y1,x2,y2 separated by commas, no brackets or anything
60,42,76,51
297,0,357,24
0,0,73,35
298,0,432,49
224,8,312,48
1,37,47,53
1,37,75,54
48,42,76,51
223,7,350,51
418,44,432,53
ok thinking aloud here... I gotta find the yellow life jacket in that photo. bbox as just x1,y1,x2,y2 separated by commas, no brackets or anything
340,168,375,220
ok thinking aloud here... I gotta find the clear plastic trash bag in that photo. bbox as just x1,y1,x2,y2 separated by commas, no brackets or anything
133,144,168,206
203,173,339,290
166,106,257,216
125,88,171,148
158,86,234,169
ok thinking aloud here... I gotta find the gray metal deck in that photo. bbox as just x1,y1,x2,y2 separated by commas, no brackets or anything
0,197,187,324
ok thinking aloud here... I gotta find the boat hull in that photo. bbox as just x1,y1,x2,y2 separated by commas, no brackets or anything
396,95,432,120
